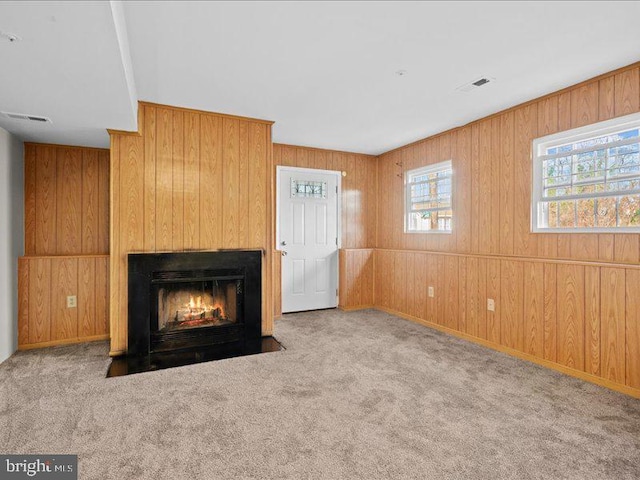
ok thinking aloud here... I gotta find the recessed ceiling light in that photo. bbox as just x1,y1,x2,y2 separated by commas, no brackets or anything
395,70,408,77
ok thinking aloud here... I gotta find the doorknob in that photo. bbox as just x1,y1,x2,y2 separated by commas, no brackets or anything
281,241,287,246
281,251,287,256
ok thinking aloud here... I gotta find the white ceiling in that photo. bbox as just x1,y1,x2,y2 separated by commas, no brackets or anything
1,1,640,154
0,1,137,148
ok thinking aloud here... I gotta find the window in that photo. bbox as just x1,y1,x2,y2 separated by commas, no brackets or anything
532,112,640,233
405,160,453,233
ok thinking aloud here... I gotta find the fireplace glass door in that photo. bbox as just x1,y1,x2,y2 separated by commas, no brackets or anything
152,274,244,336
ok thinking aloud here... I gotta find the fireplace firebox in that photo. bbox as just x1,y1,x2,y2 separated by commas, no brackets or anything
127,250,262,357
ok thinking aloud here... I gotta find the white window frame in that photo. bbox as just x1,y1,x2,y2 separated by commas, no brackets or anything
404,160,453,234
531,112,640,233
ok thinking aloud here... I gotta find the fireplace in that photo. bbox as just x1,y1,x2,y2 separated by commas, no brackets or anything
127,250,262,357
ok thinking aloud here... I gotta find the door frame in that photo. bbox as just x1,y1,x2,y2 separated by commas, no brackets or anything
275,165,342,306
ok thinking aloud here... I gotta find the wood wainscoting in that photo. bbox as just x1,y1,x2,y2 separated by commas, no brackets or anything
20,143,111,349
109,103,274,355
372,249,640,398
18,255,109,350
339,249,374,310
366,62,640,398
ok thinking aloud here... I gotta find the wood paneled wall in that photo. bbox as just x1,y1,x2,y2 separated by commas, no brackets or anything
109,103,274,355
373,63,640,397
272,144,377,316
19,143,110,349
374,250,640,396
376,65,640,263
24,143,110,255
18,256,109,349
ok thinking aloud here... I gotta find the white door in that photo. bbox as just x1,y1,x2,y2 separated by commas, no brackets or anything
278,167,339,313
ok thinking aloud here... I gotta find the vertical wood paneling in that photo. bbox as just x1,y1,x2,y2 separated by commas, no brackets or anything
250,124,267,248
543,263,557,362
18,258,29,345
200,115,223,248
35,147,57,255
143,105,157,251
601,267,626,383
626,269,640,389
455,128,471,253
458,257,468,333
156,108,173,251
523,262,544,357
95,257,109,335
81,150,99,254
584,266,601,376
19,256,109,347
51,258,78,341
184,112,200,249
56,149,83,255
465,257,479,337
486,259,501,344
444,256,459,330
109,135,122,351
24,144,37,254
172,110,185,251
477,258,488,339
499,112,515,255
238,121,250,247
478,120,492,254
28,258,51,344
109,104,274,353
78,257,96,337
556,264,584,370
25,145,110,256
500,260,523,351
370,64,640,397
223,118,240,248
513,105,538,257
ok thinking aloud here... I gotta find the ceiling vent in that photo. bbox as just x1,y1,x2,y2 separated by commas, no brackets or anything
1,111,52,123
455,76,495,93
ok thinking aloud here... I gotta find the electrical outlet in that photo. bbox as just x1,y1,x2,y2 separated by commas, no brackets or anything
67,295,77,308
428,286,435,298
487,298,495,312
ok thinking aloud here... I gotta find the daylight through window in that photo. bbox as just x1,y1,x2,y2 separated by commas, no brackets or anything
405,160,453,233
532,112,640,232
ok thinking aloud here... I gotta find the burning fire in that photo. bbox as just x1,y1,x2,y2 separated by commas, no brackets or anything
180,295,226,326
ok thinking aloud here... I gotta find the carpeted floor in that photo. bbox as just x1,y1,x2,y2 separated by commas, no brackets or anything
1,309,640,479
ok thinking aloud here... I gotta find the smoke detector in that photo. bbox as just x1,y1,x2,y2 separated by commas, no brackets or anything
456,76,495,93
1,111,52,123
0,31,22,43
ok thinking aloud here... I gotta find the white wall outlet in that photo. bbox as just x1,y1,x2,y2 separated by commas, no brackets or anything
428,286,435,298
67,295,77,308
487,298,495,312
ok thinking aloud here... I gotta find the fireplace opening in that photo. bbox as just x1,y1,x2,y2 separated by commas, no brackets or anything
108,250,283,377
155,276,242,332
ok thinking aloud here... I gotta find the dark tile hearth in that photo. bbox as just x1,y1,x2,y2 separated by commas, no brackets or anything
106,336,283,377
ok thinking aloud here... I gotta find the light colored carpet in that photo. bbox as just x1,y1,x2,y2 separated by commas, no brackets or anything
1,309,640,479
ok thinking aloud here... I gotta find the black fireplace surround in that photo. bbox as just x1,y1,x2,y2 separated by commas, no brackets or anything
127,250,262,357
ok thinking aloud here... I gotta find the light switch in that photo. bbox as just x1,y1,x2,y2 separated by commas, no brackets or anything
428,286,434,298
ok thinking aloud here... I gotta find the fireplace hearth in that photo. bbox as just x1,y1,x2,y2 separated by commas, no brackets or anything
106,250,282,376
